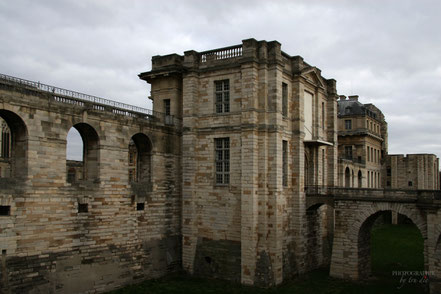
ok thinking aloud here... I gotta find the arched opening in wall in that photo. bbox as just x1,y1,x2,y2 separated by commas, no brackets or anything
128,133,152,184
358,170,362,188
345,167,350,187
358,210,424,282
0,110,28,179
306,203,334,271
66,123,99,183
351,170,354,188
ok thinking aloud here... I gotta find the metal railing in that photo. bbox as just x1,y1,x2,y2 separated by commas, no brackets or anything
200,45,242,62
0,73,181,128
339,156,366,164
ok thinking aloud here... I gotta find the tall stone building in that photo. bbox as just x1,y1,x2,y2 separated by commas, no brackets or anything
336,95,440,191
337,95,387,188
140,38,338,285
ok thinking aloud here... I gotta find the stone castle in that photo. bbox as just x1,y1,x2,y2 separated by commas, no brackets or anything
0,38,440,293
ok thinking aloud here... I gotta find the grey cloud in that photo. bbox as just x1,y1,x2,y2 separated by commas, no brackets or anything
1,0,440,159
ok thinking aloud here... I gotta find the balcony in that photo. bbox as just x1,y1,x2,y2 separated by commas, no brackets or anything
339,156,366,165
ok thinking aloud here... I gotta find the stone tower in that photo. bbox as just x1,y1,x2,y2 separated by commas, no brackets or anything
140,38,338,286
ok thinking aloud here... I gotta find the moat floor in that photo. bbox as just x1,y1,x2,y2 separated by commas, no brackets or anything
109,224,426,294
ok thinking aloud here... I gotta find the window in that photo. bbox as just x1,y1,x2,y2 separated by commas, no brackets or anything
128,134,152,184
345,146,352,159
367,147,370,161
164,99,171,116
78,203,88,213
137,203,145,211
215,80,230,113
67,168,76,183
215,138,230,184
387,181,391,187
282,83,288,117
282,140,288,186
0,205,10,216
408,181,413,187
345,119,352,130
322,102,325,129
387,167,391,176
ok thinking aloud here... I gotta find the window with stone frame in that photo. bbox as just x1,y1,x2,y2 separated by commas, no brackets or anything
215,80,230,113
344,146,353,159
0,205,10,216
282,83,288,117
215,137,230,184
282,140,288,186
164,99,171,116
345,119,352,130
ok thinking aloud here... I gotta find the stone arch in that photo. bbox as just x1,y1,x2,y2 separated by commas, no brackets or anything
66,123,100,182
128,133,153,183
353,203,427,279
344,167,350,187
306,203,334,271
430,223,441,281
0,109,28,179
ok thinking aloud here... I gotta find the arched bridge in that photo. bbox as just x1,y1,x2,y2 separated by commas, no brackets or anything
306,185,441,292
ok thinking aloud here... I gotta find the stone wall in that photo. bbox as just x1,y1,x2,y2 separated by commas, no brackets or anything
0,79,182,293
386,154,440,190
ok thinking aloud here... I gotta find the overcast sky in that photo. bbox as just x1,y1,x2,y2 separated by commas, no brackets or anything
1,0,440,160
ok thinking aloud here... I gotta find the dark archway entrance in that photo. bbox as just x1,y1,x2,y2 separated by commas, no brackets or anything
358,211,424,280
305,203,334,271
345,167,350,187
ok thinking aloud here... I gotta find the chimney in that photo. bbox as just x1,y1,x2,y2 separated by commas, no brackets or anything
348,95,359,101
339,95,346,101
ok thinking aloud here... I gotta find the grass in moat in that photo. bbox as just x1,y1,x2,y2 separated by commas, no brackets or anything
109,224,426,294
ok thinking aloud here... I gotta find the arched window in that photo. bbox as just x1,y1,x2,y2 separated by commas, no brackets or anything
345,167,350,187
358,170,362,188
0,110,28,179
351,169,355,187
66,123,99,183
128,133,152,183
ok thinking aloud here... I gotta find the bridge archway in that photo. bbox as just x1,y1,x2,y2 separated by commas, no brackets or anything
330,201,427,280
306,203,334,270
66,123,100,182
357,210,424,279
0,109,28,179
